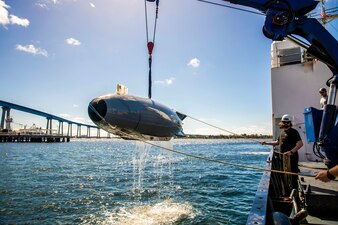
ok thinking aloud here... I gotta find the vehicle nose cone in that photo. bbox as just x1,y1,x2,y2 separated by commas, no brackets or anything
88,99,107,122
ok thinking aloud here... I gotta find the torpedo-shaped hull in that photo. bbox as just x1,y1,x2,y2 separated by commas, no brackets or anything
88,94,185,141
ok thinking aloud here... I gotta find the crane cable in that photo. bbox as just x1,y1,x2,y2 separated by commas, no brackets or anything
88,103,335,180
145,0,160,99
196,0,265,16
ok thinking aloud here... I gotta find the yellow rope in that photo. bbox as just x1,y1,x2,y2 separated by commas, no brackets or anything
136,138,315,178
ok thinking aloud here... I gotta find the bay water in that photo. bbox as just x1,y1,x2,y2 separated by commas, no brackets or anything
0,139,269,224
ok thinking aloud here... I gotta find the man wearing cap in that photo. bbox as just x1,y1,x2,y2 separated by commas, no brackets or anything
261,114,303,191
319,88,328,109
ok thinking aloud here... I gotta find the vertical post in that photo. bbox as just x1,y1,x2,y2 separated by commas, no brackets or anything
48,119,52,135
5,108,12,130
77,125,81,138
97,128,100,138
46,118,53,135
61,122,64,136
1,107,6,130
46,118,50,134
58,121,61,135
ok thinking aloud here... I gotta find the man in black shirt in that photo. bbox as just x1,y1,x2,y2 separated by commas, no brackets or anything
261,114,303,191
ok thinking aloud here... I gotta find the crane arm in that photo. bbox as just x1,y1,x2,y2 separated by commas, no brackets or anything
224,0,338,73
223,0,318,16
223,0,338,166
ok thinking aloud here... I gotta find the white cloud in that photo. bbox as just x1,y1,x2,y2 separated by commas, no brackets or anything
0,0,10,26
155,77,175,85
35,0,60,9
187,58,200,68
16,44,48,57
66,38,81,46
35,3,48,9
0,1,29,28
9,15,29,27
89,2,95,8
73,104,79,108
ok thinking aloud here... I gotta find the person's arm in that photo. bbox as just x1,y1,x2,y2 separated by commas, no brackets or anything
285,140,303,157
261,140,279,146
315,165,338,182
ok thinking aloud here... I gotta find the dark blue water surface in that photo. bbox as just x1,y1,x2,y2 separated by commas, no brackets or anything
0,139,269,224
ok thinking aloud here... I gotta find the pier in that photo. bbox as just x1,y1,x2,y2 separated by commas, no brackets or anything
0,133,70,143
0,100,109,142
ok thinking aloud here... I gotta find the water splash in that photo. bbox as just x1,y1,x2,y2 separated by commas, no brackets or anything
132,141,177,196
100,199,196,225
153,141,174,195
132,141,151,193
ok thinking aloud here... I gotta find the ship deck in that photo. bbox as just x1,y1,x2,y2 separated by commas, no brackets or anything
299,162,338,225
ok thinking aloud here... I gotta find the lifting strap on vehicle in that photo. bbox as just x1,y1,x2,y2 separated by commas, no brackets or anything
145,0,160,99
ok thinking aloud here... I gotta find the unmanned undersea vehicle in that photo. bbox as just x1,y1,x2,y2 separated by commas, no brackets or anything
88,84,186,141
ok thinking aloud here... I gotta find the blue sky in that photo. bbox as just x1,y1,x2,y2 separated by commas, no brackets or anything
0,0,337,135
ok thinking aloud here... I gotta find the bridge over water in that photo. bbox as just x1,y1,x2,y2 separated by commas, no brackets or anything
0,100,107,141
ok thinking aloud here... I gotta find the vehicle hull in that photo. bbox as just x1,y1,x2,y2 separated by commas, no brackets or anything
88,94,184,141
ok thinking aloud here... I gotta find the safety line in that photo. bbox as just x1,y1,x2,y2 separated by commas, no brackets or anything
140,134,338,182
184,113,323,166
133,137,314,178
181,113,264,144
88,104,331,180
